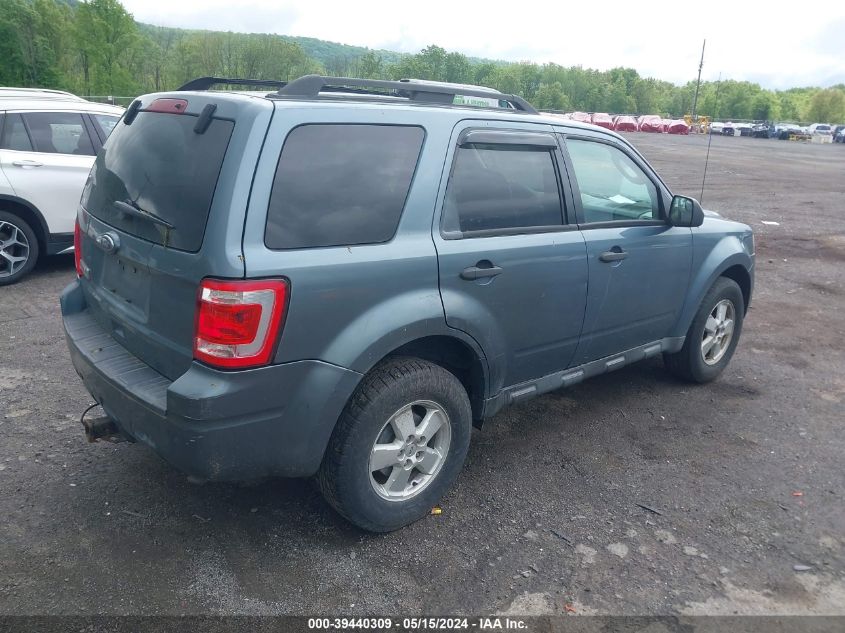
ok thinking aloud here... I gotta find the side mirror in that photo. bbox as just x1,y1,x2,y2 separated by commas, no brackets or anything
668,195,705,227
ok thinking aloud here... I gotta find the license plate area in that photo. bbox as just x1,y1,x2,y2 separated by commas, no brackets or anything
99,254,150,321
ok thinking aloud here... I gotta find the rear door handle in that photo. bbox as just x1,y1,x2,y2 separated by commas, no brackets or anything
599,249,628,262
12,160,43,168
460,264,503,280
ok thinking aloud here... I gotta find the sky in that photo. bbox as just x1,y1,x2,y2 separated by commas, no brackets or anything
122,0,845,90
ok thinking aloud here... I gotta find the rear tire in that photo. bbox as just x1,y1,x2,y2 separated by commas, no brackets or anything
0,211,39,286
318,357,472,532
664,277,745,383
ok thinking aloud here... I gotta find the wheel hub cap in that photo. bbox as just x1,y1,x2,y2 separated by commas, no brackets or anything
369,400,451,502
0,221,30,278
701,299,736,366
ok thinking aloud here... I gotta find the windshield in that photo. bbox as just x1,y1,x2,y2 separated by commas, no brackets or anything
81,111,234,252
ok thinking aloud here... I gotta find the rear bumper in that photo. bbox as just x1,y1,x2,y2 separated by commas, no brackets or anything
61,280,362,481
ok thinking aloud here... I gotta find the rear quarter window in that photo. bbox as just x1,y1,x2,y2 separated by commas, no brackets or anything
265,124,425,250
92,113,121,139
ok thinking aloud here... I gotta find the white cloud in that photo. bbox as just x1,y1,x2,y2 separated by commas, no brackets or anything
122,0,845,89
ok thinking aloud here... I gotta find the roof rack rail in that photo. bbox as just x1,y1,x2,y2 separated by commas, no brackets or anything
177,77,288,91
275,75,538,114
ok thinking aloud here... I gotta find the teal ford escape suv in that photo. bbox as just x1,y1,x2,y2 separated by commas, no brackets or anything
62,75,754,531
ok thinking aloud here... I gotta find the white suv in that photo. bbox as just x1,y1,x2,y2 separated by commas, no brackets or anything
0,90,123,284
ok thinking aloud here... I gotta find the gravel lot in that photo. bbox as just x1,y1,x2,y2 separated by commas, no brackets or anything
1,133,843,617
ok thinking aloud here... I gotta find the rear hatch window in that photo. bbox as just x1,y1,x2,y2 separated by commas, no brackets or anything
82,111,234,252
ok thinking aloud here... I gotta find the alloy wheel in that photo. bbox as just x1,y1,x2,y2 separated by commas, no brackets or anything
0,220,31,278
701,299,735,365
368,400,451,502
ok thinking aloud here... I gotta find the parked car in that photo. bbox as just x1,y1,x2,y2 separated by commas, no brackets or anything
665,119,690,135
751,123,776,138
62,75,755,532
569,111,591,123
776,123,807,140
638,115,665,132
0,92,123,284
0,87,88,102
613,115,638,132
590,112,614,129
834,125,845,143
709,121,725,134
807,123,832,136
722,122,752,137
735,123,753,137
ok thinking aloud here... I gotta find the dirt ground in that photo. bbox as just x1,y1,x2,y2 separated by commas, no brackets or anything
0,133,843,617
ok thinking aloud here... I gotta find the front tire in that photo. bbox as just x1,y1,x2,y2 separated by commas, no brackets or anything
318,357,472,532
664,277,745,383
0,211,39,286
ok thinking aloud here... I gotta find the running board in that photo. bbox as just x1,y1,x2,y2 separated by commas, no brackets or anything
481,337,685,419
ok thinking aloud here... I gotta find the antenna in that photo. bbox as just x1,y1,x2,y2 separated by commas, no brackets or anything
700,72,722,204
691,39,706,125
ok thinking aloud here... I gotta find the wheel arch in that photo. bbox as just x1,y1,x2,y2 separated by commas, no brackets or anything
719,264,751,314
671,243,753,339
0,194,48,253
367,334,489,427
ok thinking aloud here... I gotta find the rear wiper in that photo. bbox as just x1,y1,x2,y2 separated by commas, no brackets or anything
113,199,175,230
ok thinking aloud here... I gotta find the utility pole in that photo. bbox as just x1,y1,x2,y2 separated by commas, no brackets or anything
691,39,706,127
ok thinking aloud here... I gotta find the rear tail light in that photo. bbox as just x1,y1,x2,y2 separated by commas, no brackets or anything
193,279,289,369
73,220,83,277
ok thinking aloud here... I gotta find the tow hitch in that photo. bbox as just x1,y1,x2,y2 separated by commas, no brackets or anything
80,404,124,443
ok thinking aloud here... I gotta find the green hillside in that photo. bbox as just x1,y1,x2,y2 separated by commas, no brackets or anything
276,35,407,68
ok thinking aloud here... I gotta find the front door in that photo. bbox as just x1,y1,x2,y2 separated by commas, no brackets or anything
561,135,692,364
434,122,588,396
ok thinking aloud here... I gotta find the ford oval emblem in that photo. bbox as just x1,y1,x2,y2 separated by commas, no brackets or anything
96,233,119,254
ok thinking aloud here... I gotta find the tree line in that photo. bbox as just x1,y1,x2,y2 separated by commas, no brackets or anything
2,0,844,123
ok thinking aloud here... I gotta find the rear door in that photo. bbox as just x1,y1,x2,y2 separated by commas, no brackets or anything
0,111,97,234
77,94,273,380
434,121,588,395
560,133,692,364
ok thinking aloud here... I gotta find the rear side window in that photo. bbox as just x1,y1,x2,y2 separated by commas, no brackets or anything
22,112,95,155
265,124,424,249
92,113,120,139
442,145,563,235
0,114,34,151
82,111,234,252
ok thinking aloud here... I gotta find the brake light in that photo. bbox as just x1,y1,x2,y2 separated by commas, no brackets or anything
74,218,83,277
147,98,188,114
194,279,288,369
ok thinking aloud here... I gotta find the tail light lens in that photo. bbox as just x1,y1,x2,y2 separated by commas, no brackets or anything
194,279,289,369
73,217,84,277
